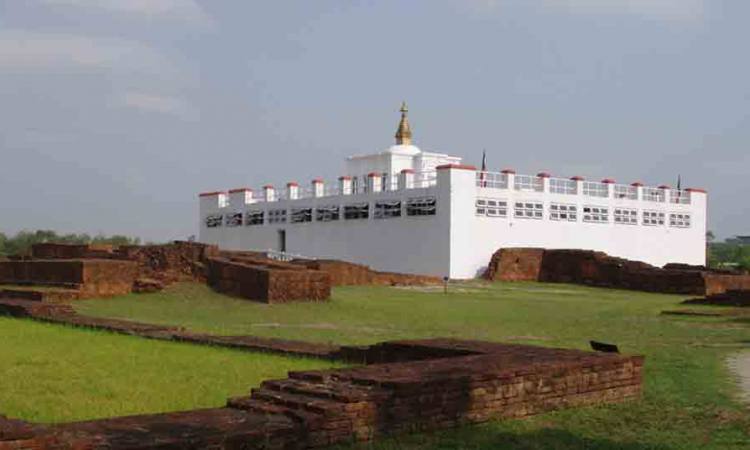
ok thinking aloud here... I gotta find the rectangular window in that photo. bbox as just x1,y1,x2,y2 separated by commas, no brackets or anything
245,210,264,226
669,213,691,228
475,198,507,217
614,185,638,200
583,206,609,223
225,212,242,227
549,203,577,222
205,214,223,228
583,182,609,198
268,209,287,224
614,208,638,225
344,203,369,220
406,197,437,216
374,200,402,219
316,205,340,222
642,210,665,226
549,178,577,195
514,202,543,220
670,190,691,205
290,208,312,223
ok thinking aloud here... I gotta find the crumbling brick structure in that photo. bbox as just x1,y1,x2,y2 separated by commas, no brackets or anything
683,290,750,307
0,259,137,299
292,259,441,286
485,248,750,296
207,256,330,303
0,338,643,449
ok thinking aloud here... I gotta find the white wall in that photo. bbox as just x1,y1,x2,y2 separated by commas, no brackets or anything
200,169,707,280
200,187,451,277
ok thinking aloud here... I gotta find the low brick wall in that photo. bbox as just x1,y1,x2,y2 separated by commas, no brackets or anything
0,338,644,449
294,260,441,287
0,260,137,298
207,257,330,303
484,248,750,296
683,290,750,307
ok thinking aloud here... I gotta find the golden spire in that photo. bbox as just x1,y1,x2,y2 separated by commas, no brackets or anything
394,101,412,145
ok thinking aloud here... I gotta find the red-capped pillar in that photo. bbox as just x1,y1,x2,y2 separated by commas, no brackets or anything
287,182,299,200
311,178,324,198
399,169,415,190
537,172,551,193
263,185,276,202
339,176,352,195
367,172,382,193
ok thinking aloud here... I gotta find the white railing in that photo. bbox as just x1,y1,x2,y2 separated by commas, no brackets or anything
476,171,508,189
514,174,544,192
549,178,577,195
670,190,691,205
643,187,665,203
614,184,638,200
583,181,609,198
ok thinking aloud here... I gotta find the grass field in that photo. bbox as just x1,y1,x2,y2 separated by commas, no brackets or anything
0,317,339,423
72,282,750,449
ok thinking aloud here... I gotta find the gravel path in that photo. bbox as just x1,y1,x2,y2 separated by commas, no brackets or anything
728,351,750,405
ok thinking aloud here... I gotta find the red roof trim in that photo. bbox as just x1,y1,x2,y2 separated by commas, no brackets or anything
198,191,225,197
686,188,707,194
401,169,416,174
658,185,671,189
601,178,616,184
228,188,251,193
500,168,516,174
536,172,551,178
436,164,477,171
262,185,274,190
570,176,585,181
311,178,324,183
367,172,383,177
338,176,352,181
287,182,299,187
630,182,644,187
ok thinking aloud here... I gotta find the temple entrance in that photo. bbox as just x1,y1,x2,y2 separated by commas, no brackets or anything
277,229,286,253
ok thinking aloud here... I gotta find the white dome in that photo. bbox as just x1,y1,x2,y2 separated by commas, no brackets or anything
384,144,421,156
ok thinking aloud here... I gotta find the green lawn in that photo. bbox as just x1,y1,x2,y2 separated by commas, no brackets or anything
0,317,339,423
72,282,750,449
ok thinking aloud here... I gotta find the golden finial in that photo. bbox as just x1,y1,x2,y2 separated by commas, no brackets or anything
395,101,412,145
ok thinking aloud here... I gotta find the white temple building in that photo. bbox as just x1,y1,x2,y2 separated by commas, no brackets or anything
199,104,707,279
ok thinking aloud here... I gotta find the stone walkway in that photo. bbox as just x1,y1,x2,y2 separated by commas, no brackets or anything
729,351,750,405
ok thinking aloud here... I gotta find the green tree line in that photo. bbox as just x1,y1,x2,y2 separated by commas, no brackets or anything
0,230,141,257
709,241,750,271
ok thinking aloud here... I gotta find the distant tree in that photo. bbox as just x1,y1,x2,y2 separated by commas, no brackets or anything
0,230,143,256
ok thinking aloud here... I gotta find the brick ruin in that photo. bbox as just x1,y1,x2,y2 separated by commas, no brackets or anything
682,290,750,307
0,321,644,450
484,248,750,296
0,242,442,304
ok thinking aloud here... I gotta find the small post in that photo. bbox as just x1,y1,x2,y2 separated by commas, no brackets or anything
443,276,449,295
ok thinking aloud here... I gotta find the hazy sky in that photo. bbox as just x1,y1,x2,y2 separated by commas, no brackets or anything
0,0,747,241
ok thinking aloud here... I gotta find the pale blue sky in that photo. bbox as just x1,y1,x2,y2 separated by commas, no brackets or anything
0,0,747,241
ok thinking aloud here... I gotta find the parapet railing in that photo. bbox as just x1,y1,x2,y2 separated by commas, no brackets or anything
476,171,693,205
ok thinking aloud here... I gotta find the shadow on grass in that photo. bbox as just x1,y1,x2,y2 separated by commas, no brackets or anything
348,427,675,450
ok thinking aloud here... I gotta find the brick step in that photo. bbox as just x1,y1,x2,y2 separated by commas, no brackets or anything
227,396,325,427
0,286,82,302
250,388,347,417
0,299,76,318
260,378,388,403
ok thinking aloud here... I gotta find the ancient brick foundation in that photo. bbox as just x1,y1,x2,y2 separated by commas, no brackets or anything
484,248,750,296
0,259,137,299
207,256,331,303
683,290,750,307
293,260,442,287
0,336,643,450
